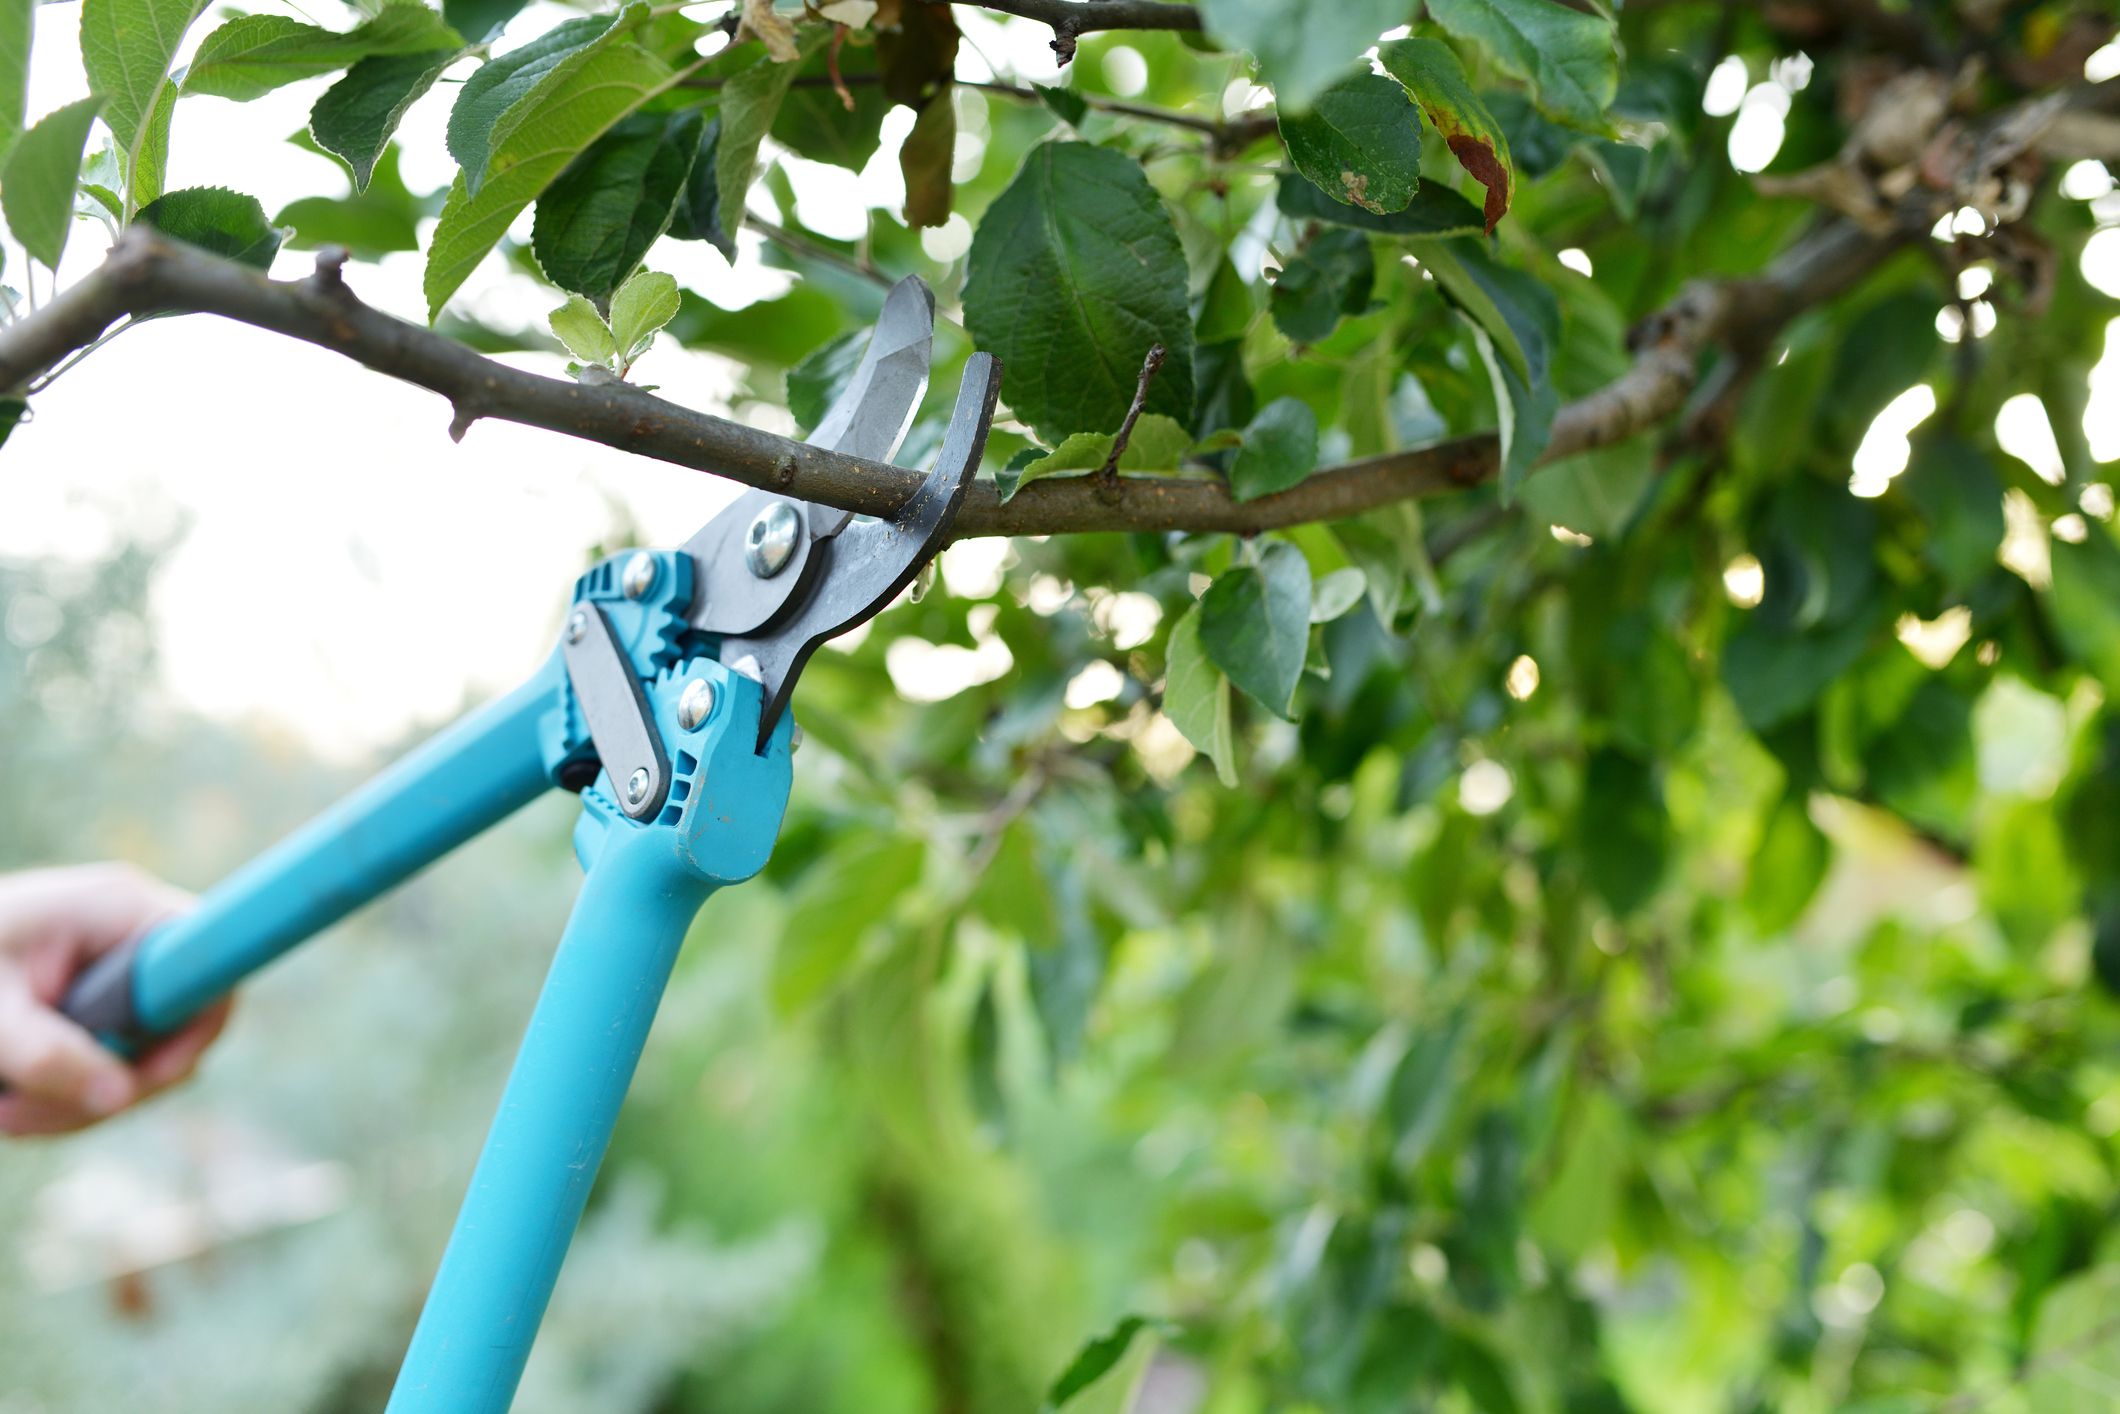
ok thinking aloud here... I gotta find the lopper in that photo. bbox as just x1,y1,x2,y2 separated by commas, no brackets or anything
39,280,999,1412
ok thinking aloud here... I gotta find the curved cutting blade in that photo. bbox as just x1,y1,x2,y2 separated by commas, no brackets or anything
803,275,935,536
684,276,937,636
720,351,1002,750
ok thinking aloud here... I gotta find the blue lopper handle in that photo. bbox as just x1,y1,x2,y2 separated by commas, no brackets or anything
60,663,564,1049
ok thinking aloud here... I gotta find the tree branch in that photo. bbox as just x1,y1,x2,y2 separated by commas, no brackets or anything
0,233,934,515
927,0,1201,62
0,217,1892,543
972,218,1899,537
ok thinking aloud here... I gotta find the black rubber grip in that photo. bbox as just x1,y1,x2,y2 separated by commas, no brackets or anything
60,934,149,1049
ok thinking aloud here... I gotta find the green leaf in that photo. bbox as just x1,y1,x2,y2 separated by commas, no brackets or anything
182,5,461,103
1578,747,1667,914
1278,70,1421,215
548,292,615,365
1722,613,1875,734
787,330,866,432
713,36,812,245
1425,0,1619,135
967,816,1058,949
771,37,890,173
134,186,285,268
1191,337,1255,440
663,116,733,257
1824,292,1939,445
2024,1266,2120,1413
1412,237,1554,385
1485,88,1580,180
2,97,101,269
0,0,31,168
1165,603,1238,786
1270,226,1372,344
608,267,679,363
79,0,209,207
75,143,124,223
2051,525,2120,698
1526,1091,1629,1258
1421,239,1559,499
963,141,1194,444
669,284,843,365
1195,255,1255,344
1743,789,1829,932
1385,1010,1466,1167
129,80,177,209
1466,315,1556,501
1583,138,1654,221
996,414,1193,501
1310,566,1364,623
447,12,628,193
1116,415,1194,472
1518,434,1654,539
1196,0,1412,112
1854,672,1977,841
311,48,462,193
1377,36,1515,232
1201,539,1312,718
274,140,428,259
424,30,675,319
1229,396,1318,501
532,108,700,301
1274,170,1485,239
1901,436,2004,591
444,0,526,46
1034,82,1086,128
1332,501,1431,628
772,834,925,1014
1044,1315,1169,1412
273,190,418,258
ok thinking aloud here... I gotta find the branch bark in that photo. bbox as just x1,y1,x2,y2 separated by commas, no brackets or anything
926,0,1201,61
0,218,1892,542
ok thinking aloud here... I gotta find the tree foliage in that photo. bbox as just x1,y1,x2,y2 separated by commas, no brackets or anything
3,0,2120,1409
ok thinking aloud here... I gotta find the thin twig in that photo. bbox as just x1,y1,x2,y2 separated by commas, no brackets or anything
746,216,892,288
1097,342,1166,487
959,79,1276,154
827,22,855,111
25,314,134,394
679,70,1278,153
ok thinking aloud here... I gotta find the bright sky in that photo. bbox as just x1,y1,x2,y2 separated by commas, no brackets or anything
0,3,1059,757
0,12,2114,758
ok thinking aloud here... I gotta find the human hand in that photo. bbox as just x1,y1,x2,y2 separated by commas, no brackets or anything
0,863,232,1136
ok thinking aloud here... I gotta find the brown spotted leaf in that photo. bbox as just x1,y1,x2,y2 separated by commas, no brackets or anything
900,86,954,227
1276,70,1422,215
1379,36,1515,233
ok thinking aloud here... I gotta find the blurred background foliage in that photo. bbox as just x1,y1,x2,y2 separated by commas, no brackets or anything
4,0,2120,1410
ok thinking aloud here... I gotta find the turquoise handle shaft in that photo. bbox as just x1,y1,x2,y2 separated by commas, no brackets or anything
384,825,714,1413
122,663,562,1037
384,660,794,1413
